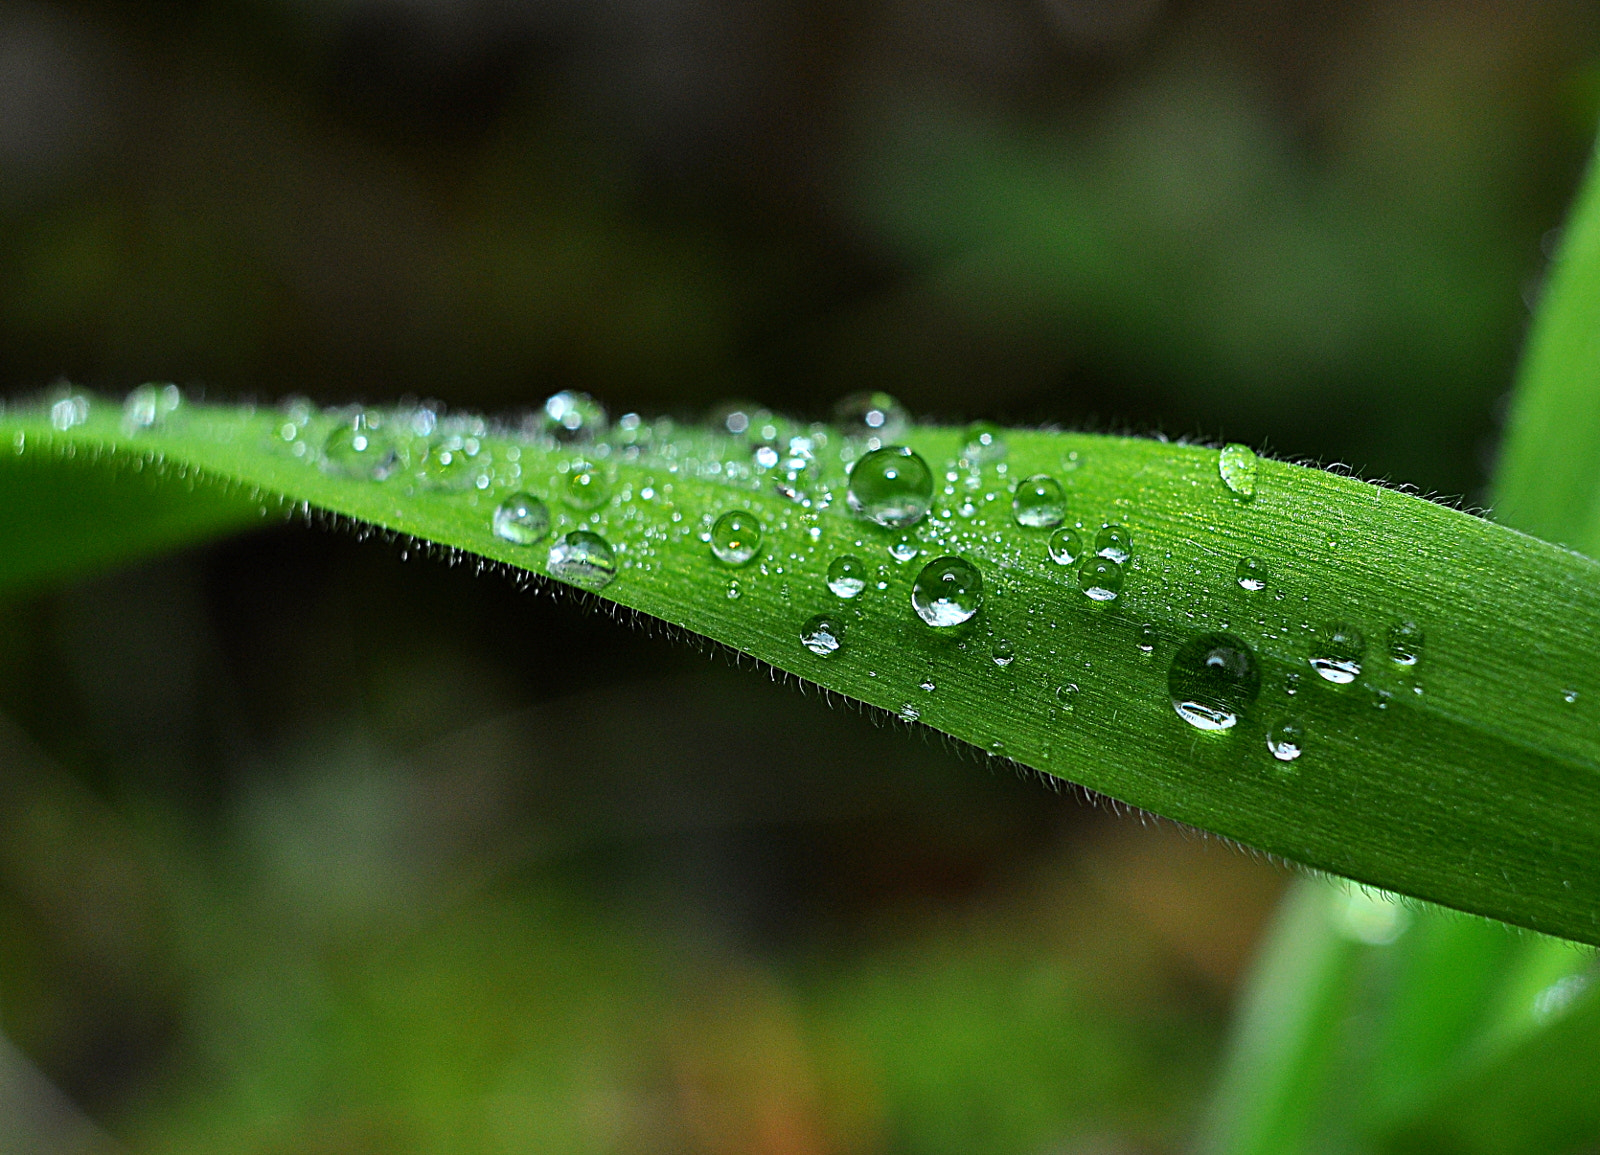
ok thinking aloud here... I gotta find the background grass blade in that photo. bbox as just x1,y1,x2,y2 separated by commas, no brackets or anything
6,394,1600,943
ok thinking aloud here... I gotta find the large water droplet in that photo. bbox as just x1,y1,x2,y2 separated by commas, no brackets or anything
827,554,868,598
710,510,762,566
123,383,181,431
1310,625,1365,684
1219,444,1258,500
1236,557,1269,592
848,446,933,527
832,391,909,447
547,530,617,590
1012,474,1066,528
1079,557,1123,602
1169,633,1261,731
1095,525,1132,564
1055,683,1080,712
564,461,610,509
542,390,607,441
1047,527,1083,566
323,414,399,480
991,638,1015,667
492,492,551,545
961,421,1007,463
800,613,843,656
911,556,983,627
1267,718,1305,762
1387,621,1423,666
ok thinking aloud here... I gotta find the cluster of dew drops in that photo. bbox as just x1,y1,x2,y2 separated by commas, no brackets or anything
82,382,1448,768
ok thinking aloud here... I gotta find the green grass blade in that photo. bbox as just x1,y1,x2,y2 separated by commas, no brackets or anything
7,393,1600,944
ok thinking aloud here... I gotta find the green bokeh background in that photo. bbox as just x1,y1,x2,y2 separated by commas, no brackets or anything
0,1,1593,1151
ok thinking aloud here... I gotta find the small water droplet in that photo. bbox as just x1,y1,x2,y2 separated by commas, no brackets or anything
492,492,551,545
1219,443,1258,500
1236,557,1269,592
1012,474,1066,528
49,393,88,431
1267,718,1304,762
800,613,843,656
1095,525,1132,564
1138,625,1158,654
987,739,1006,755
727,581,742,599
911,556,983,628
832,391,909,447
920,678,936,692
564,461,610,509
899,703,921,722
1284,671,1301,697
889,539,920,563
827,554,867,598
123,383,181,431
710,510,763,566
1310,625,1365,684
1055,683,1080,711
547,530,617,590
1564,689,1579,704
1078,557,1124,602
991,638,1015,667
1047,527,1083,566
1169,633,1261,731
541,390,607,441
419,436,488,491
961,421,1007,463
1387,621,1423,666
848,446,934,527
323,414,399,480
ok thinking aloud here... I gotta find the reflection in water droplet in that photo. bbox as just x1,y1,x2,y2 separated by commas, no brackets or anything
547,531,617,590
1310,625,1365,684
832,391,908,446
492,492,551,545
1055,683,1079,711
889,539,920,563
1138,625,1158,654
827,554,867,598
323,415,398,480
1047,527,1083,566
797,614,841,656
1095,525,1132,564
710,510,762,566
727,581,741,599
1012,474,1066,528
564,462,610,509
1219,443,1258,499
912,556,983,627
962,421,1007,463
991,639,1015,667
1236,557,1269,592
849,446,933,527
1079,557,1124,602
1387,621,1423,666
542,390,607,441
1169,633,1261,731
1267,718,1305,762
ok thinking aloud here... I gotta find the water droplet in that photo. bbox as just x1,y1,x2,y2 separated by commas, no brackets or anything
547,530,617,590
123,383,181,431
1219,444,1258,500
1310,625,1365,684
1284,671,1301,697
848,446,933,527
961,421,1007,463
727,581,741,600
991,638,1015,667
323,414,399,480
920,678,936,692
49,393,88,431
1387,621,1423,666
1565,689,1580,704
1236,556,1269,592
832,391,909,447
1055,683,1080,711
800,614,843,656
541,390,607,441
1095,525,1132,564
1169,633,1261,731
1047,527,1083,566
710,510,763,566
492,492,551,545
1138,625,1158,654
564,461,610,509
987,739,1006,755
911,556,983,628
899,703,921,722
1266,718,1305,762
419,436,488,491
827,554,868,598
1078,557,1124,602
1012,474,1066,528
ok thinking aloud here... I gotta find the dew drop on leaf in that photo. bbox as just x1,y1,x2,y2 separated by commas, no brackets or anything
827,554,867,598
1012,474,1066,528
123,383,181,431
889,539,920,563
547,530,617,590
799,613,843,656
1387,620,1423,666
1047,527,1083,566
1565,689,1580,704
541,390,607,441
49,393,88,431
564,461,610,509
1095,525,1132,564
991,638,1015,667
832,391,908,446
1078,557,1124,602
323,414,398,480
1236,556,1269,592
961,421,1007,463
1055,683,1080,711
492,492,550,545
899,703,921,722
1138,625,1159,654
1267,718,1305,761
848,446,933,527
1169,632,1261,732
419,436,488,491
709,510,762,566
1219,443,1258,500
911,556,983,627
1310,624,1366,684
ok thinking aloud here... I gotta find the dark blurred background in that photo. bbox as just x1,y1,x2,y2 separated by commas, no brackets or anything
0,1,1595,1151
